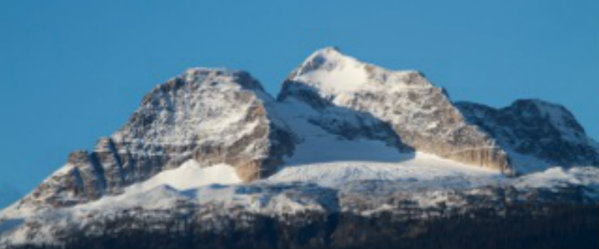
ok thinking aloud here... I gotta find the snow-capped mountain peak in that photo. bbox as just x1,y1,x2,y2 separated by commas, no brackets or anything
291,47,429,97
280,48,512,174
1,48,598,249
13,67,296,209
7,49,597,213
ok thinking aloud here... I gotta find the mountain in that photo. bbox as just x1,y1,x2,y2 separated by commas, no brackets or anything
279,47,598,174
0,48,597,249
279,47,511,173
18,69,295,208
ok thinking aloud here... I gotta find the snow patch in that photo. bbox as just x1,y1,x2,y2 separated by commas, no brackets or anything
127,160,242,192
296,49,369,94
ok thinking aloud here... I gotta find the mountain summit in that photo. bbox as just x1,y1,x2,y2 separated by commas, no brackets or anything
1,48,598,249
280,47,512,173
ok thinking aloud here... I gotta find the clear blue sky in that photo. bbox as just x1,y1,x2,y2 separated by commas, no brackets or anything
0,0,597,207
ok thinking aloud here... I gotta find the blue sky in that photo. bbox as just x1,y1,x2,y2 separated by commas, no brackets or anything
0,0,597,207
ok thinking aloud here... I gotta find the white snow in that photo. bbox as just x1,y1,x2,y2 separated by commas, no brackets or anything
292,47,428,106
0,160,243,242
513,166,599,190
33,160,243,218
296,48,370,94
267,152,500,188
274,98,402,164
189,184,335,215
76,185,185,213
126,160,241,193
532,100,584,143
270,97,500,188
111,68,271,151
1,158,597,246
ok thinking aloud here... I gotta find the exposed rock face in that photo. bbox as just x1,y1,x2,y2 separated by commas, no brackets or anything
278,47,511,173
19,68,295,208
457,99,599,172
